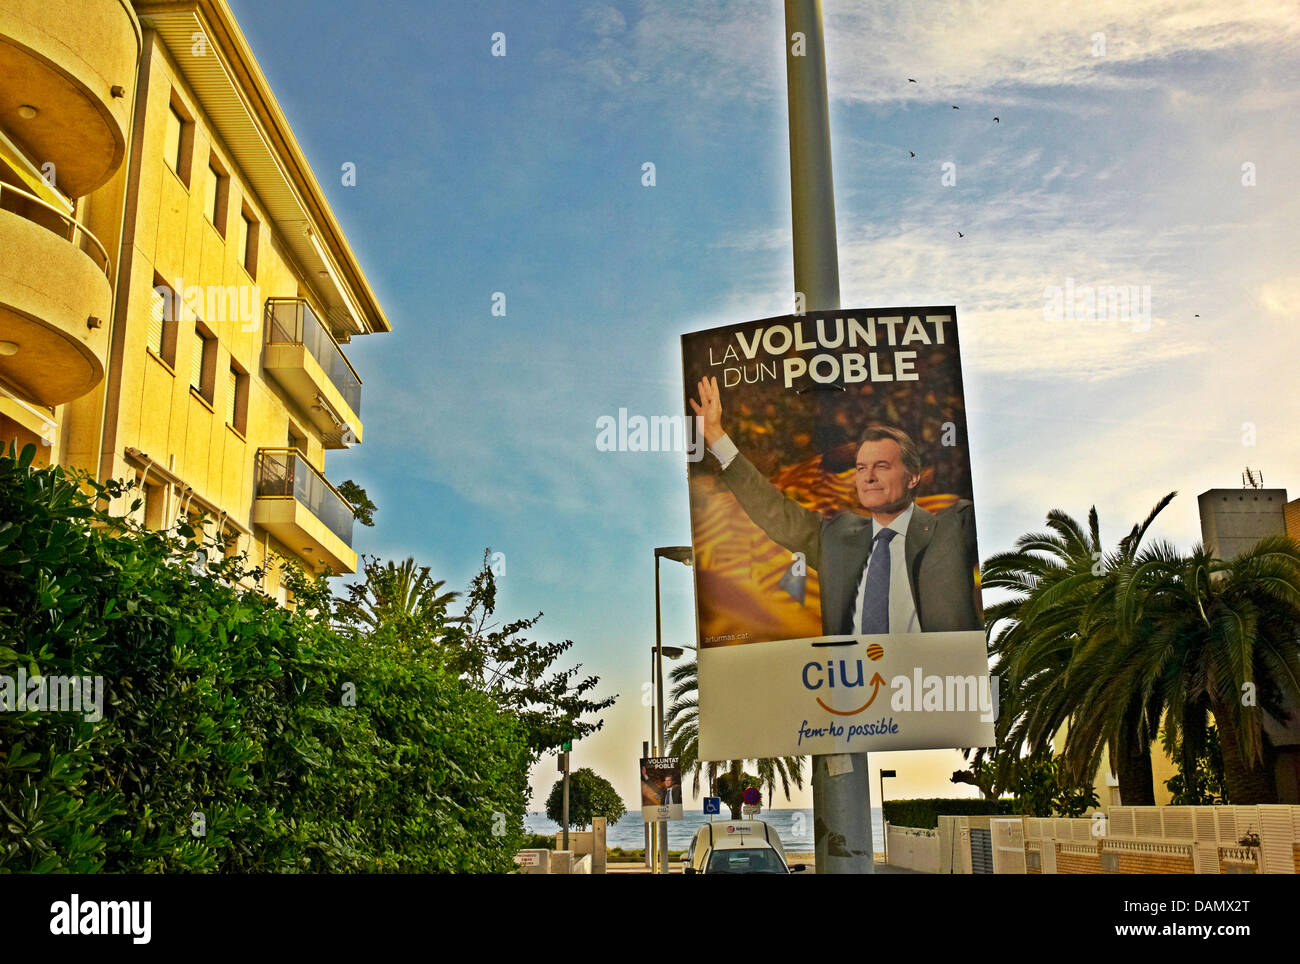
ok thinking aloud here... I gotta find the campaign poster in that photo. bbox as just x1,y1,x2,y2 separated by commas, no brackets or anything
681,307,996,760
639,756,684,821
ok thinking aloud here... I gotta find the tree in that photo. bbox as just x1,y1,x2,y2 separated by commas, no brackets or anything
545,768,627,830
981,494,1176,805
663,655,804,816
0,445,530,873
1130,538,1300,804
1008,751,1100,817
336,480,377,528
336,555,465,650
335,549,615,760
715,769,763,820
1162,721,1226,805
436,549,617,757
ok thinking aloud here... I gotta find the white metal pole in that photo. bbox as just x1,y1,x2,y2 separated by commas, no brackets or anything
784,0,874,875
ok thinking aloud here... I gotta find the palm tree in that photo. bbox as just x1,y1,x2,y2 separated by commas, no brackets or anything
1127,537,1300,803
336,555,465,648
981,494,1176,804
664,656,805,816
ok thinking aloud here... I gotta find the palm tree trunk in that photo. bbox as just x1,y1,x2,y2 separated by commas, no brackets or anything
1214,706,1277,804
728,760,743,819
1114,704,1156,805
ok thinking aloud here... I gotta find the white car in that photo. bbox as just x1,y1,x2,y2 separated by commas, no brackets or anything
683,819,807,874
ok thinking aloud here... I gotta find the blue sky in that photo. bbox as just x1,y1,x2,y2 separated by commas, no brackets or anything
228,0,1300,810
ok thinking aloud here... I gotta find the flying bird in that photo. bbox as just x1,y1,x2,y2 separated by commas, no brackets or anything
993,116,1000,123
952,105,959,109
957,232,964,238
909,151,916,157
908,78,917,83
1195,313,1201,317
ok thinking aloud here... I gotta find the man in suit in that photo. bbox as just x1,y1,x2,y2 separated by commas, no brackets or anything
690,375,981,636
661,773,681,806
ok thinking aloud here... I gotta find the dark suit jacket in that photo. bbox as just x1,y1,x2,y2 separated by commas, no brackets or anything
718,450,981,635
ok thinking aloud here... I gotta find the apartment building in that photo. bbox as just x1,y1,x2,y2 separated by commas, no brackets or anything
0,0,389,598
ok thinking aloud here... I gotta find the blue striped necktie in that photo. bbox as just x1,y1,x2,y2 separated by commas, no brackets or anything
859,528,897,634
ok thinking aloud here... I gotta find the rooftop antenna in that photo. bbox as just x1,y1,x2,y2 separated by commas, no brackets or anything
1243,467,1263,489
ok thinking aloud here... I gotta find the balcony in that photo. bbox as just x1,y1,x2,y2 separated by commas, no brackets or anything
252,448,356,574
263,298,363,448
0,0,141,197
0,181,111,406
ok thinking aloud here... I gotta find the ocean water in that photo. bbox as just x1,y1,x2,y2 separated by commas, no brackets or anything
526,807,886,852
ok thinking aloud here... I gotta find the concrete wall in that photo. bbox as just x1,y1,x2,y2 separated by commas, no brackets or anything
885,824,939,873
552,816,606,873
1198,488,1287,561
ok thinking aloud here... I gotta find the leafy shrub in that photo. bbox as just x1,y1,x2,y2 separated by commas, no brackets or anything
0,445,528,872
882,797,1019,830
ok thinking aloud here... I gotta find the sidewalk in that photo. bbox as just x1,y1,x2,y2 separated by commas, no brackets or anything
605,856,927,875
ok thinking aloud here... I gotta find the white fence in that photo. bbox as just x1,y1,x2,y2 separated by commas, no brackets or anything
886,805,1300,875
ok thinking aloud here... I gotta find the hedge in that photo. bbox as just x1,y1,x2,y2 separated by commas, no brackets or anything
0,445,529,872
882,797,1019,830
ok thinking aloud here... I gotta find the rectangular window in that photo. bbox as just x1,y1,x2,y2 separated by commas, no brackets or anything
164,105,183,175
221,527,240,562
205,156,229,236
204,165,219,224
149,286,166,355
191,321,217,404
237,207,259,276
148,274,178,368
163,93,194,186
227,360,248,435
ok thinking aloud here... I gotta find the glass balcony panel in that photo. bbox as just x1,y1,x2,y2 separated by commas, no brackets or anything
264,298,361,415
255,448,354,547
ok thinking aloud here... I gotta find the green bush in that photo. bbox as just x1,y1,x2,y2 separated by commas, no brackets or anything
0,446,528,872
882,797,1018,830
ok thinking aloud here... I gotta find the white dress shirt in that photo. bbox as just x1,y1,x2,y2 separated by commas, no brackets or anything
853,503,919,635
710,433,919,635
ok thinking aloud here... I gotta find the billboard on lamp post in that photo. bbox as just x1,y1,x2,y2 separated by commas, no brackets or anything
681,307,997,761
640,756,684,821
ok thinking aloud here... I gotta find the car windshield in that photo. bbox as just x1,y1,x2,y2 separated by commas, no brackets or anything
705,847,787,874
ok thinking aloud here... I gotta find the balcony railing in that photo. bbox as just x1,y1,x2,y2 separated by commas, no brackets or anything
254,448,355,547
0,181,110,274
264,297,362,415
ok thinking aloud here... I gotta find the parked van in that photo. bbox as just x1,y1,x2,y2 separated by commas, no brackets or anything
683,819,807,874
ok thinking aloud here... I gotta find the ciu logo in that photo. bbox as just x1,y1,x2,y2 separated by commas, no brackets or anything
801,644,886,716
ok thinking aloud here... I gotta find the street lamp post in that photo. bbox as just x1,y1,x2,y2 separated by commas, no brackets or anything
880,769,897,864
654,545,693,874
643,739,652,870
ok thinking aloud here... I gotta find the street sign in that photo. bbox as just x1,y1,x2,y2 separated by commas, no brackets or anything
742,786,761,805
703,797,721,815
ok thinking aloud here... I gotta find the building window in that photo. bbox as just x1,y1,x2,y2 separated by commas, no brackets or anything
135,477,166,531
237,207,259,276
149,274,178,368
221,527,241,562
227,360,248,435
204,158,229,236
163,94,194,186
191,321,217,404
